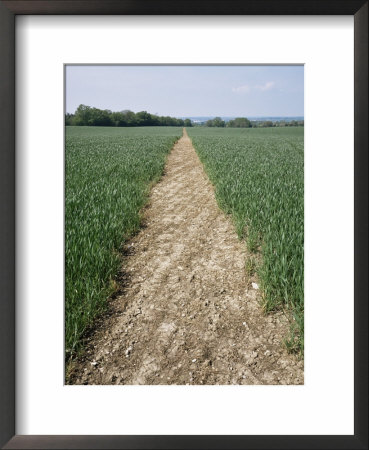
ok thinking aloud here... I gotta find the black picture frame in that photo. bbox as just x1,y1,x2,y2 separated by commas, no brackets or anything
0,1,367,449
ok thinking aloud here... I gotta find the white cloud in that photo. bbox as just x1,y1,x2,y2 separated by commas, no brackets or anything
232,85,251,94
232,81,275,94
255,81,275,91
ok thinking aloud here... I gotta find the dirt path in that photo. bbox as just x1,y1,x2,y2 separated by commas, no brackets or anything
68,129,303,385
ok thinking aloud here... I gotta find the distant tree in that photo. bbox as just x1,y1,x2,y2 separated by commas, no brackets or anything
150,114,161,126
111,111,126,126
74,104,93,125
136,111,152,126
184,119,193,127
65,113,75,126
159,116,172,126
176,118,185,126
90,108,113,126
206,117,225,127
227,117,252,128
123,110,137,126
213,117,225,127
260,121,273,127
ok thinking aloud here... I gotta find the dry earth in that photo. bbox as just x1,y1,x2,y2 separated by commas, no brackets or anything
68,129,303,385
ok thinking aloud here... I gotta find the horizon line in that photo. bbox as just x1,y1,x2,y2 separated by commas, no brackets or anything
66,110,304,118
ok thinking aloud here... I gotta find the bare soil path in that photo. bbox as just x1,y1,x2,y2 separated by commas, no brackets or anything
68,129,303,385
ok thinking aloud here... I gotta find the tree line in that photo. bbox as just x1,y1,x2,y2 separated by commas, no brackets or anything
251,119,304,127
204,117,303,128
65,105,304,128
65,105,193,127
205,117,252,128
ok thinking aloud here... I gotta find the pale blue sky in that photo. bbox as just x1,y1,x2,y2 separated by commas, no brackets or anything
66,65,304,117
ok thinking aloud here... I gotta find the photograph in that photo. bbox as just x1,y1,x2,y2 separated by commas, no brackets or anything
65,64,304,386
1,0,367,446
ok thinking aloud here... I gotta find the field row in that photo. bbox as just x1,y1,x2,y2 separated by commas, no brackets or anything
65,126,181,356
188,127,304,353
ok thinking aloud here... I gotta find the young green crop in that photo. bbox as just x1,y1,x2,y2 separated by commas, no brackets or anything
65,126,181,358
187,127,304,354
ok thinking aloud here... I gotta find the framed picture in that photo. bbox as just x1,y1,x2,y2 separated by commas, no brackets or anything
0,1,367,449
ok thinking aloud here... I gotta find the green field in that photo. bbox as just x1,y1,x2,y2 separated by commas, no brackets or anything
65,126,181,357
187,127,304,353
66,125,304,358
